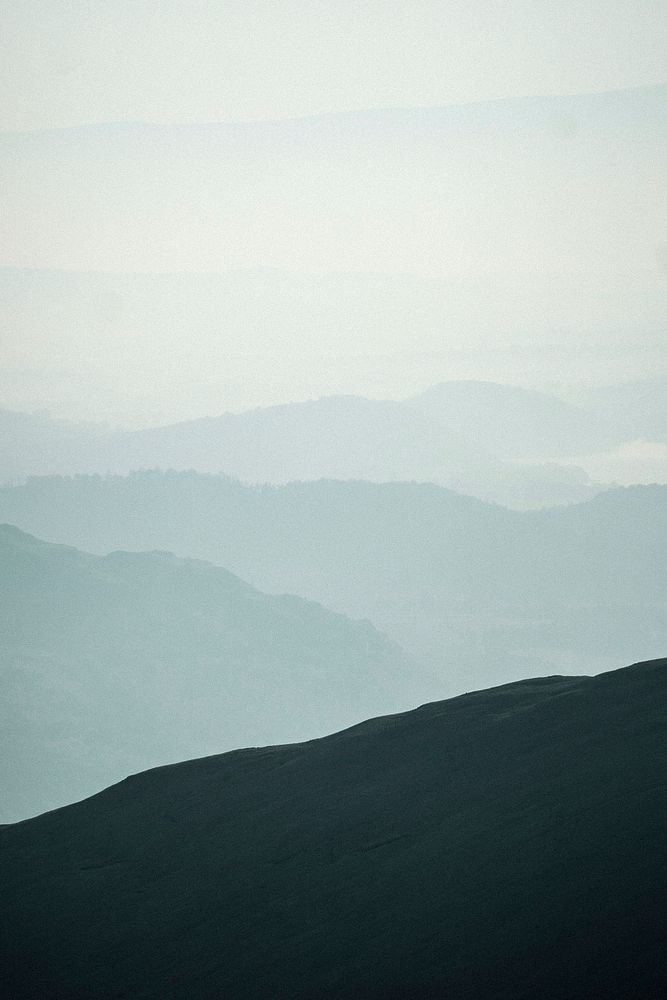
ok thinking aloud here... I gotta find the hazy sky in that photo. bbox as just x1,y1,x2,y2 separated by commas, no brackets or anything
0,1,665,423
1,1,665,130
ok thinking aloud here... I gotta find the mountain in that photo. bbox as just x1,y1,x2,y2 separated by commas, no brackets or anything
0,524,433,823
543,379,667,486
1,472,664,690
1,658,664,1000
2,87,663,280
110,393,607,508
1,266,664,431
0,407,108,484
0,393,602,509
407,380,619,460
106,394,501,486
1,87,665,427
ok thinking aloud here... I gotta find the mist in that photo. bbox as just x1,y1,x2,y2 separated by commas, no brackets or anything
1,84,665,426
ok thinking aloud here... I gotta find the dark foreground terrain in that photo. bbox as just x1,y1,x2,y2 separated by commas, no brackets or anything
1,659,665,999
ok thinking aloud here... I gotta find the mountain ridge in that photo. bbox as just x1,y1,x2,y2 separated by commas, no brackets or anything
1,474,663,687
3,82,664,137
0,389,606,508
1,523,433,823
1,657,664,999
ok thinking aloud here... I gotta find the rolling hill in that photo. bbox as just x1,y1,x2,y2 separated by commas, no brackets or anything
0,524,433,822
1,658,664,999
0,392,601,509
407,379,618,460
1,473,664,691
100,394,502,487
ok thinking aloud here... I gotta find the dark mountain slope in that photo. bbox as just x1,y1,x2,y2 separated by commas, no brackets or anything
1,659,665,1000
0,525,429,823
1,473,664,686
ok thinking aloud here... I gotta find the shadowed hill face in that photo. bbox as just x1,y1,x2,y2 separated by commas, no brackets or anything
1,473,665,687
1,659,665,1000
0,524,432,823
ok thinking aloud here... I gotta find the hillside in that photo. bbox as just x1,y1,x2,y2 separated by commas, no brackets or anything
0,525,431,822
1,472,664,689
0,407,107,483
407,379,618,460
0,393,600,509
106,394,502,487
1,658,665,1000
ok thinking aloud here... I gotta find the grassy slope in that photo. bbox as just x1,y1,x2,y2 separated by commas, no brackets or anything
1,658,665,999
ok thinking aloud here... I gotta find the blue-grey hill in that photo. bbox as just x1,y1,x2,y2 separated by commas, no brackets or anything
0,524,429,823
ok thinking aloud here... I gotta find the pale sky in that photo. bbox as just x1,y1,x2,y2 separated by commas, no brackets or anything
0,1,665,423
0,1,665,131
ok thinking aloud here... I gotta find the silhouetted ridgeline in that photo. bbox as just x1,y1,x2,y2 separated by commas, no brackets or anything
1,659,665,999
0,524,432,823
0,473,665,686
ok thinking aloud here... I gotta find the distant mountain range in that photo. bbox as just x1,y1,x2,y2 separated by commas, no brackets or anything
2,265,664,431
91,393,505,488
4,375,665,507
2,86,663,279
1,473,664,693
0,524,434,822
1,86,664,427
2,83,663,999
406,380,619,460
2,657,664,999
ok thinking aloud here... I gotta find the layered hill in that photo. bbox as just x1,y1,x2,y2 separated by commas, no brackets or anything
2,87,664,439
0,525,431,822
0,393,599,509
407,380,618,460
1,472,664,689
0,407,107,484
98,395,502,488
2,87,663,284
1,658,665,1000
